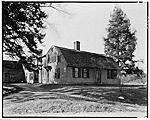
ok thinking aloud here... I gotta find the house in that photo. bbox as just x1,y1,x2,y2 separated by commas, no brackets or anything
39,41,121,85
3,60,25,83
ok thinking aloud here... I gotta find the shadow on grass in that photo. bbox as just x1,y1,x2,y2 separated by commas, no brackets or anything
38,84,147,106
3,83,147,106
3,83,24,97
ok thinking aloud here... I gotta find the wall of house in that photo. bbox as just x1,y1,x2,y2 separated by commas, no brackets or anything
65,67,96,84
41,67,47,84
101,70,120,85
65,68,120,85
43,46,68,84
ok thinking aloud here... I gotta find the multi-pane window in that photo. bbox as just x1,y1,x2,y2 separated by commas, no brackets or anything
112,70,117,79
48,55,56,63
72,67,89,78
52,56,56,62
82,68,89,78
107,70,112,79
74,68,79,78
107,69,117,79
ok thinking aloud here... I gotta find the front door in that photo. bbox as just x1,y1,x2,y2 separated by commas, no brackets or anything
47,70,49,83
96,70,101,83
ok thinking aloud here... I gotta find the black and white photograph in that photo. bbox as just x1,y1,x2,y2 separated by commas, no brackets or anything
2,0,148,118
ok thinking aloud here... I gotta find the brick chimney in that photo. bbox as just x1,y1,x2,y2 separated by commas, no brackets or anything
74,41,80,51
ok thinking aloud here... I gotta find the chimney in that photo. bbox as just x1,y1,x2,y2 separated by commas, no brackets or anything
74,41,80,51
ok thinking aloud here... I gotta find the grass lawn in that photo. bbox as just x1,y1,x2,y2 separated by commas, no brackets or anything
3,83,147,117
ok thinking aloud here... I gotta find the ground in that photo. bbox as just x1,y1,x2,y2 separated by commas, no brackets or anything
3,83,147,117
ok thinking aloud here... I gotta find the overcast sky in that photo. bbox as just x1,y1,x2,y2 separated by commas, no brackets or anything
41,2,147,72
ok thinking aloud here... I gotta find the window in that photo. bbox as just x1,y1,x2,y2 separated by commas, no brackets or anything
51,56,56,63
72,67,81,78
72,67,89,78
82,68,89,78
57,55,61,63
11,62,14,68
47,55,50,63
10,74,15,82
49,56,56,63
107,70,117,79
75,68,79,78
107,70,112,79
112,70,117,79
55,68,60,79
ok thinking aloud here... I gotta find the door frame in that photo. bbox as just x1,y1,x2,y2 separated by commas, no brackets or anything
96,69,101,83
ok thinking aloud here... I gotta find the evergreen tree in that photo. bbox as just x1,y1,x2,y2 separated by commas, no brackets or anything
3,2,69,63
3,2,48,62
104,6,143,75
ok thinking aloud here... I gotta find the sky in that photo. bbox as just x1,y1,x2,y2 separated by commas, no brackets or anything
2,2,147,72
41,2,147,72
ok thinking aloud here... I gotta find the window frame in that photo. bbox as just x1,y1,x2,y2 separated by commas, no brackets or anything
112,70,117,79
57,55,61,63
72,67,89,78
107,70,112,79
72,67,81,78
82,68,89,78
10,73,15,81
47,55,50,63
107,69,117,79
74,68,79,78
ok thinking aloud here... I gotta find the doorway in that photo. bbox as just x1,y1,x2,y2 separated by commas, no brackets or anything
96,70,101,83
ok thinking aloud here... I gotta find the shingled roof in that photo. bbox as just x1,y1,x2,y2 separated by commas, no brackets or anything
55,46,120,70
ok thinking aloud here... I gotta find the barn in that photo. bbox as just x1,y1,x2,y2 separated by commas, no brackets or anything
3,60,25,83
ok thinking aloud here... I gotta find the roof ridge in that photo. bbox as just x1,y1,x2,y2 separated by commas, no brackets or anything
54,45,106,57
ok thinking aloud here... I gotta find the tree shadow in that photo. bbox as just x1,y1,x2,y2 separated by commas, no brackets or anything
3,83,24,97
3,84,147,106
43,85,147,106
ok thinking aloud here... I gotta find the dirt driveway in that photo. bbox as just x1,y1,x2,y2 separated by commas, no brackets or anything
3,83,147,117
